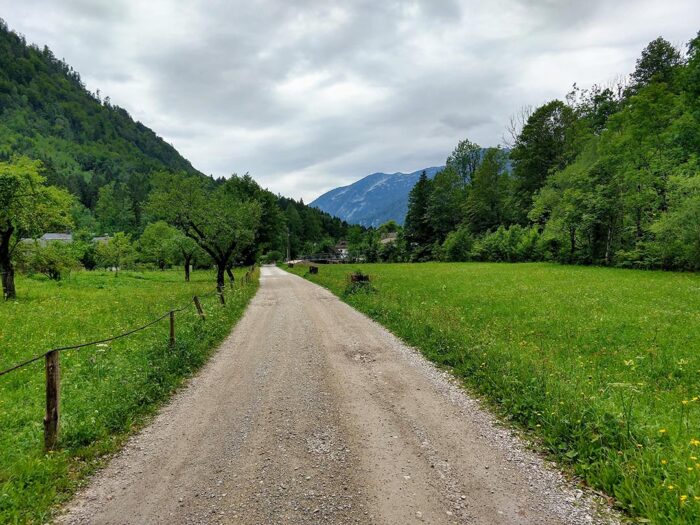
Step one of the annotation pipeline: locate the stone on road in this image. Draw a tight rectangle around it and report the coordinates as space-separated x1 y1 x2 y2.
58 266 614 525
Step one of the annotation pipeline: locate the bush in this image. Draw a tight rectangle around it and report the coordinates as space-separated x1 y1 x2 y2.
472 225 542 262
23 241 80 280
259 250 283 264
441 227 473 262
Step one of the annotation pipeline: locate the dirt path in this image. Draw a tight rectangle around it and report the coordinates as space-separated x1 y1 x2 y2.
58 266 615 525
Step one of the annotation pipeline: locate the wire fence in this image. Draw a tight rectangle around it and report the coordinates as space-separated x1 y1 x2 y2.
0 266 257 450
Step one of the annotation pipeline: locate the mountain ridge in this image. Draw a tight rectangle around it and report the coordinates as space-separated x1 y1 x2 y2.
310 166 444 227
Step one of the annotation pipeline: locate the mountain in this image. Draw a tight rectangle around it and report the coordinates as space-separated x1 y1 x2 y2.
0 19 199 220
310 167 444 227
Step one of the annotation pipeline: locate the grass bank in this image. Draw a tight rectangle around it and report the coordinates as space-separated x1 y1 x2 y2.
0 268 257 524
286 262 700 524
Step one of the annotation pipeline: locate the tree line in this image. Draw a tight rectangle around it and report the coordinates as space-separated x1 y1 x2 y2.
352 33 700 270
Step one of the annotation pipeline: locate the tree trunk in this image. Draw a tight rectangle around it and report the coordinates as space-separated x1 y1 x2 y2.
216 262 226 292
226 267 235 284
184 255 192 282
0 229 16 300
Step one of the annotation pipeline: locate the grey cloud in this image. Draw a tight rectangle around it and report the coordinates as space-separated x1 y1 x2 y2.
1 0 698 200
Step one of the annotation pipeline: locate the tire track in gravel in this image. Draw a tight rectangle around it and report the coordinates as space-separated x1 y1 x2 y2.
58 266 618 525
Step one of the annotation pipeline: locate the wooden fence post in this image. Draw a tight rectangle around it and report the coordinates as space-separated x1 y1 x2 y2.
44 350 60 451
169 311 175 347
193 296 205 319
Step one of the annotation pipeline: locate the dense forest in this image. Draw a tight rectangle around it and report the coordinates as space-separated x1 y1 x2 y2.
351 32 700 271
0 19 350 297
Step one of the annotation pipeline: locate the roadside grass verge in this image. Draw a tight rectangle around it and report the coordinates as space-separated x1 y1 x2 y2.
0 268 258 524
286 262 700 524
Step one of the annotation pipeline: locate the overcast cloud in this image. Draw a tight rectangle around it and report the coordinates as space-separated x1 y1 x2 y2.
1 0 697 200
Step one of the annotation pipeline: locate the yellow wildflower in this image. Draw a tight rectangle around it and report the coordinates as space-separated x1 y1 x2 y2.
681 495 688 503
659 428 667 434
661 459 668 465
690 438 700 447
682 400 689 405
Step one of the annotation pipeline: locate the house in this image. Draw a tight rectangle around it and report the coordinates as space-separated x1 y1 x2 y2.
379 232 398 245
335 240 349 259
21 233 73 246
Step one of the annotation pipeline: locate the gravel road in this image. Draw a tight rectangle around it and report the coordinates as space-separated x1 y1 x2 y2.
58 266 617 525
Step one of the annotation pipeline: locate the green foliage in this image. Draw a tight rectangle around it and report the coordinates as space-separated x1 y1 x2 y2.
95 232 135 273
0 156 73 298
440 227 473 262
464 147 512 234
138 220 177 270
0 268 257 523
0 20 198 229
404 170 434 260
446 138 482 184
23 241 80 280
289 262 700 524
147 173 261 287
399 32 700 272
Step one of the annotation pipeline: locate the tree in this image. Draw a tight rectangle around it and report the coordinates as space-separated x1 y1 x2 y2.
629 37 683 92
510 100 580 221
170 230 202 281
26 241 79 280
148 173 261 290
446 139 482 185
95 182 137 234
464 148 511 235
96 232 135 274
139 221 176 270
0 157 72 299
427 166 464 243
404 171 434 260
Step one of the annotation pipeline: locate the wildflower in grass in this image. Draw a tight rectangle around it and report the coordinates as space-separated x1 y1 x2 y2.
682 400 689 405
659 428 667 434
668 485 675 490
661 459 668 465
692 456 698 460
690 439 700 447
681 495 688 503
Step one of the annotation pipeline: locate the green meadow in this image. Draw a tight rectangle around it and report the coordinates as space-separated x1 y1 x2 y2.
287 262 700 524
0 269 257 524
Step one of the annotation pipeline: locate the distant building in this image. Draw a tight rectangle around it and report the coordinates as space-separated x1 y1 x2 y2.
21 233 73 246
22 233 111 245
335 240 349 259
379 232 398 245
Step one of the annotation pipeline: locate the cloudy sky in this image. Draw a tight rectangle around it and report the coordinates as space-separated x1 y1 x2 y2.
1 1 697 201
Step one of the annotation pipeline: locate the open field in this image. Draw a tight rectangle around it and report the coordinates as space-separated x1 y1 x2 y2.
287 262 700 524
0 268 257 524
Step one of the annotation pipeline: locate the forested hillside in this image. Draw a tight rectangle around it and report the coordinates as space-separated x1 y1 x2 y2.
0 20 350 299
370 33 700 271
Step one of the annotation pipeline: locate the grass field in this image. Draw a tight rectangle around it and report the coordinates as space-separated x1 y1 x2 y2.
287 262 700 524
0 268 257 524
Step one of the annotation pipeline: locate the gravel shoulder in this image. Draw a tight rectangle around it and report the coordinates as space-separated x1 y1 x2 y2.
57 266 619 525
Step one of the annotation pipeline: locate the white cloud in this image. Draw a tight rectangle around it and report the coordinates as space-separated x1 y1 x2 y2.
1 0 697 200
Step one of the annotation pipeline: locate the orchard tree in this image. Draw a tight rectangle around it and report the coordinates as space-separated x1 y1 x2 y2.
0 157 72 299
170 230 202 282
96 232 135 274
139 220 176 270
148 173 261 290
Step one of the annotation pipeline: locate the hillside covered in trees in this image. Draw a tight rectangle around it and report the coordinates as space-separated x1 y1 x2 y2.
361 32 700 271
0 19 351 298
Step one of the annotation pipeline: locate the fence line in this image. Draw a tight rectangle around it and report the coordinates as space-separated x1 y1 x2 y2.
0 271 257 450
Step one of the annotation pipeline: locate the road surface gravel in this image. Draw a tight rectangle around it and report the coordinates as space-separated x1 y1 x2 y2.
58 266 617 525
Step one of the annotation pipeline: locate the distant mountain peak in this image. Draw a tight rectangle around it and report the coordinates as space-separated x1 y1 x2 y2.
310 167 444 227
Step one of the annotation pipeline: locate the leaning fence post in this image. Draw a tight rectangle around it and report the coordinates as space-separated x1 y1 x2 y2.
44 350 60 451
193 296 205 319
169 311 175 347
